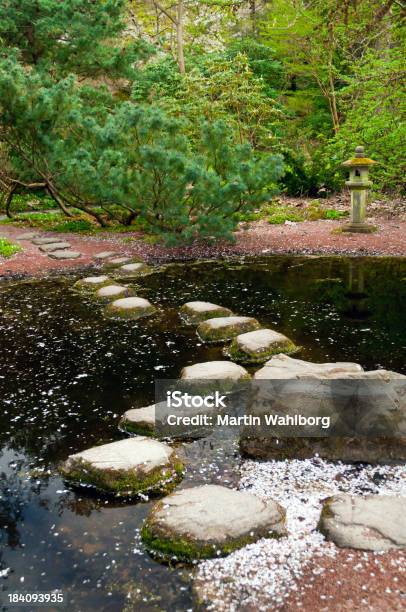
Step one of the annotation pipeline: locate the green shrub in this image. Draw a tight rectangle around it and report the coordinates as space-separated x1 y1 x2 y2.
0 238 21 257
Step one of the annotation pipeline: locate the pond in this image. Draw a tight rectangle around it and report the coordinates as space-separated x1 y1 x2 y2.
0 255 405 611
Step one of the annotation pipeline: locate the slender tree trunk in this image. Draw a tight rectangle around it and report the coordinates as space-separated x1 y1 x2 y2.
5 184 18 218
176 0 185 74
46 183 75 217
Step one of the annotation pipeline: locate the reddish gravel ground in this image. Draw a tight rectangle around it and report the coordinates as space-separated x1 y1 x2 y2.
282 548 406 611
1 218 405 277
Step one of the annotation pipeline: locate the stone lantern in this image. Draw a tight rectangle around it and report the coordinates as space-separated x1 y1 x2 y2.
342 145 377 233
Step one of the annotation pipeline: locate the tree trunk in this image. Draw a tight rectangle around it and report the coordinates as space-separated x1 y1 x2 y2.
5 184 18 218
176 0 185 74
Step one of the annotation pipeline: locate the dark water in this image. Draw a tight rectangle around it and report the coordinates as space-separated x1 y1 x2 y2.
0 256 405 611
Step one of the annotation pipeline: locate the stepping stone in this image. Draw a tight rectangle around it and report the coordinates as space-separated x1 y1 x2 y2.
253 353 364 380
120 400 216 440
16 232 39 240
59 437 183 497
197 316 261 343
142 484 287 562
32 237 61 245
95 284 132 302
181 360 249 381
104 256 133 268
39 241 71 252
48 250 81 259
240 355 406 463
105 296 156 320
179 301 233 325
73 275 111 292
116 262 151 276
318 494 406 551
226 329 298 364
120 404 157 437
94 251 118 260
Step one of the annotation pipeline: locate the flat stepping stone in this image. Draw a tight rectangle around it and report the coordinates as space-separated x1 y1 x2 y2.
197 316 261 343
48 250 81 259
16 232 39 240
120 401 215 440
95 284 132 301
104 256 134 268
227 328 298 364
73 275 112 292
318 494 406 551
120 404 157 436
116 262 151 276
39 241 71 252
181 360 249 381
254 353 364 380
179 301 233 325
94 251 118 260
105 296 156 320
142 484 287 562
32 237 61 245
59 437 183 497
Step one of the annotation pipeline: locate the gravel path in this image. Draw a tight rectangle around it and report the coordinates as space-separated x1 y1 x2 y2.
1 218 406 277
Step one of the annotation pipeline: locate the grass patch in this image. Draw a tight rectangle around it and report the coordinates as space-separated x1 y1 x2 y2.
0 238 21 258
0 192 57 214
237 199 348 225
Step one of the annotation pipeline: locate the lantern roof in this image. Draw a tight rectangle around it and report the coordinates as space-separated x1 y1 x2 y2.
342 146 377 167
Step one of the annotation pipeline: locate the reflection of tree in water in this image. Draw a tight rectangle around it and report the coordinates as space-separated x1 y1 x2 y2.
0 463 26 549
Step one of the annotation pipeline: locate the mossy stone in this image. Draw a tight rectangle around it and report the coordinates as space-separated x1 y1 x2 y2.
179 301 233 325
197 316 261 343
59 437 184 498
141 484 287 563
72 275 112 293
226 329 299 364
104 297 156 320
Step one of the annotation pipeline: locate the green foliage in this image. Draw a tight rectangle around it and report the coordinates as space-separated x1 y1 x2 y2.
0 238 21 258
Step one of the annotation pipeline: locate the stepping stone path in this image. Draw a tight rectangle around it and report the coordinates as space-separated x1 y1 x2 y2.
318 494 406 551
94 251 118 260
31 235 82 259
141 484 287 562
197 316 261 343
227 328 298 364
39 242 71 252
179 301 233 325
105 296 156 320
95 284 132 301
181 360 249 381
60 437 183 497
73 275 112 292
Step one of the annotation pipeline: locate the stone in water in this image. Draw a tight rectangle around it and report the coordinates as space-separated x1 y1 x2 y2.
227 328 298 364
181 360 249 381
142 484 287 562
179 301 233 325
95 284 130 301
73 275 111 291
59 437 183 497
197 316 260 343
105 296 156 320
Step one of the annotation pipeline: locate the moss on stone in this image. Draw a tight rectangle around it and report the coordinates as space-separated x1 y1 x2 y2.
72 277 113 293
119 418 156 438
104 302 156 321
59 454 184 498
226 339 299 364
197 319 261 343
141 505 284 563
179 304 233 325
